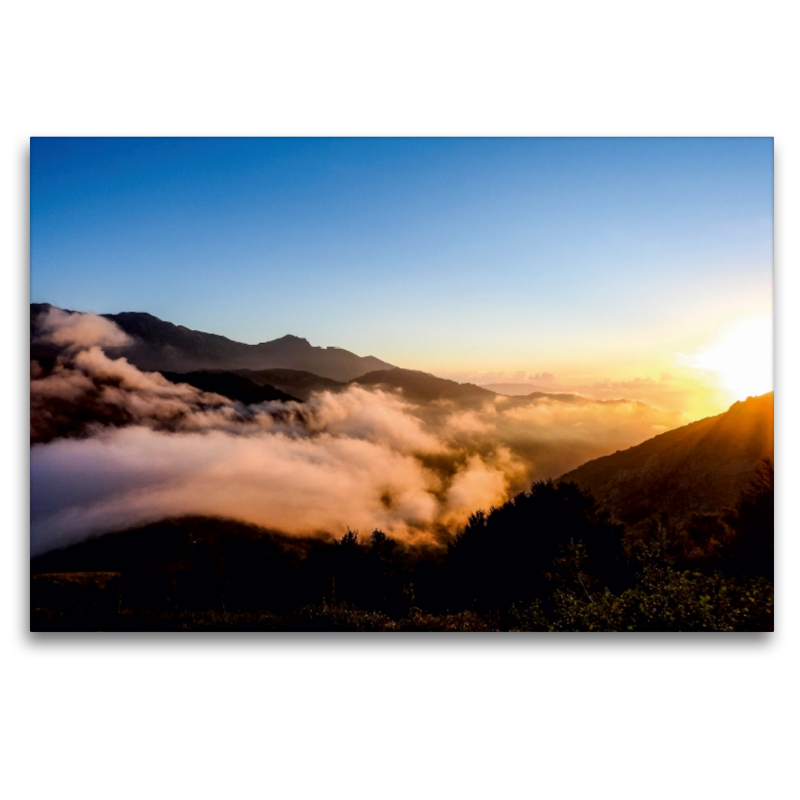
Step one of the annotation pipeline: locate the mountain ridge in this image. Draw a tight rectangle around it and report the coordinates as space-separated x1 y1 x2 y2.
160 371 301 405
30 303 395 382
560 392 774 524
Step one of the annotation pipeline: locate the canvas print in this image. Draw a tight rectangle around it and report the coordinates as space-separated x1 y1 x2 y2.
30 138 774 632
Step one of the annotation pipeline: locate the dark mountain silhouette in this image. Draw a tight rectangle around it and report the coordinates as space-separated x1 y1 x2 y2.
351 369 594 410
31 304 595 407
560 392 774 524
232 368 347 401
30 303 395 382
233 366 499 405
30 517 326 617
351 368 498 405
516 391 593 404
232 366 591 408
206 366 594 410
160 371 301 405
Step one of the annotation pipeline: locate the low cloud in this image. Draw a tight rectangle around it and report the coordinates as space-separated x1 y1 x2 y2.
460 371 696 415
35 307 133 350
30 313 684 555
30 345 237 444
31 426 452 555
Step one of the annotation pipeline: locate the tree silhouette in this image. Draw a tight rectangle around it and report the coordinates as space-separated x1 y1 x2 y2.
725 459 774 579
445 480 628 614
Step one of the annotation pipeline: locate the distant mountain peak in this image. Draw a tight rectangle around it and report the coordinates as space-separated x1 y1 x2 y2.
30 303 395 382
267 334 311 346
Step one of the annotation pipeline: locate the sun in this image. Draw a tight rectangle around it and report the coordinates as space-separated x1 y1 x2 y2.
689 317 773 401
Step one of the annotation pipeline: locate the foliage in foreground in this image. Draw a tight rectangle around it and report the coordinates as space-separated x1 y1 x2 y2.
31 464 773 632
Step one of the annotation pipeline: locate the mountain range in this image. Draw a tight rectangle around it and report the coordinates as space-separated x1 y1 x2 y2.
220 366 497 404
230 366 588 407
30 303 775 528
31 303 594 408
30 303 394 382
159 371 301 405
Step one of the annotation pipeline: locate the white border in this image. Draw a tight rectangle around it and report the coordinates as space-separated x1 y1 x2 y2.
4 3 797 799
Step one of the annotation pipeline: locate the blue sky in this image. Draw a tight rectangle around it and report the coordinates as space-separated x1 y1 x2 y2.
31 137 773 392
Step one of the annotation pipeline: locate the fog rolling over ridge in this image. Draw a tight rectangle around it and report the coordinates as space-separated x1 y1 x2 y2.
31 305 685 555
31 302 394 381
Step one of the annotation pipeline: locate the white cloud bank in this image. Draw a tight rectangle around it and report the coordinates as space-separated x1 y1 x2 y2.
31 311 684 554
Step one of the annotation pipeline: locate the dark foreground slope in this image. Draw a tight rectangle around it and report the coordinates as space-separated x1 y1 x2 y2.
31 467 773 632
560 392 774 524
31 303 395 381
31 394 775 632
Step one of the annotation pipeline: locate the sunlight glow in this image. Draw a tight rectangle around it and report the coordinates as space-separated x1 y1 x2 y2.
689 317 773 401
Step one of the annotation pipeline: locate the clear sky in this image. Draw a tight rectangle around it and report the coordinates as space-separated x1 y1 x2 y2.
31 137 773 417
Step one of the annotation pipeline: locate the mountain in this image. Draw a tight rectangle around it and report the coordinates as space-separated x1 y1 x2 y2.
160 371 301 405
560 392 774 524
351 368 498 405
351 369 594 408
232 368 347 401
30 304 395 382
31 304 593 407
230 366 592 408
237 366 504 406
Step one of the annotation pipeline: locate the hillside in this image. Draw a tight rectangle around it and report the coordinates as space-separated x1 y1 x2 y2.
560 392 774 524
160 371 301 404
235 366 504 406
31 304 596 408
232 368 346 401
351 368 498 405
214 366 590 409
31 303 395 381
